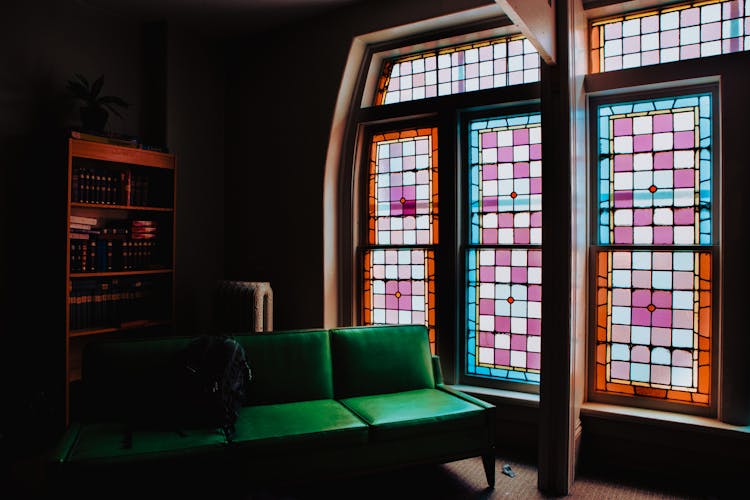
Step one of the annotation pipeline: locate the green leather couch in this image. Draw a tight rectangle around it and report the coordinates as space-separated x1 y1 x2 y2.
50 324 496 494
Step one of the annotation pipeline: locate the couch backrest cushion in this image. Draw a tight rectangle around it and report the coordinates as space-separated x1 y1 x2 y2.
330 324 435 399
82 336 194 423
235 329 334 405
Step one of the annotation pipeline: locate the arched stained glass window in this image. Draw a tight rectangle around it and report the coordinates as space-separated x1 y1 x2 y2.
592 90 714 407
590 0 750 73
354 22 542 389
375 35 540 106
466 112 542 383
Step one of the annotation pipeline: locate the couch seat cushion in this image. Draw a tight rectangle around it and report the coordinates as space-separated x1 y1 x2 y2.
231 399 368 452
340 388 487 441
65 423 227 465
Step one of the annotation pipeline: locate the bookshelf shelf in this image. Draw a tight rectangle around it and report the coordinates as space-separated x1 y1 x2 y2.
69 319 173 339
65 137 176 424
71 202 174 212
70 268 173 278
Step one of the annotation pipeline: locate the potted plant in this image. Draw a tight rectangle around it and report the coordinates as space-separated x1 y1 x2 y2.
66 73 129 133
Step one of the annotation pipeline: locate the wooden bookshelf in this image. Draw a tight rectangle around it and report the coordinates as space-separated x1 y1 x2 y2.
65 137 176 424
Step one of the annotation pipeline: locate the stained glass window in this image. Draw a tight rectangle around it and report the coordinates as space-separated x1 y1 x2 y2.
469 113 542 245
368 128 439 245
593 91 714 406
597 93 712 245
590 0 750 73
364 127 438 351
375 35 540 106
466 112 542 383
363 248 436 346
594 250 711 404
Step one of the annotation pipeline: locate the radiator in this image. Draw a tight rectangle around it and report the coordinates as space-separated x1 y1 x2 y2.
214 280 273 333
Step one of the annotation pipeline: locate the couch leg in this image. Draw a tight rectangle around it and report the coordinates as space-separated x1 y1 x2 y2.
482 451 495 488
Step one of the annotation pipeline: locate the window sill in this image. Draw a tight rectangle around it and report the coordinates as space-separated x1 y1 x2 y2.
449 384 540 408
581 402 750 438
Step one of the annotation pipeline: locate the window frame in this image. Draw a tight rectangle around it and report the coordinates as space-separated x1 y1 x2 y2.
586 75 721 417
458 103 543 393
351 21 542 390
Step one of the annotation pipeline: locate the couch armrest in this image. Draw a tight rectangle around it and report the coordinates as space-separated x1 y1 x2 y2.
50 422 81 463
437 384 496 410
431 355 444 385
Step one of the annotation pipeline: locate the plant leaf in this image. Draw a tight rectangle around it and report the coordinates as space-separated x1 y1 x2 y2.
90 75 104 99
98 95 129 108
74 73 90 89
66 81 92 101
104 104 124 118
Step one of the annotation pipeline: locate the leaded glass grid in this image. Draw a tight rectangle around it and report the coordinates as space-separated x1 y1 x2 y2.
363 126 439 353
597 93 711 246
590 0 750 73
594 250 711 405
469 113 542 245
592 89 714 408
466 111 542 384
467 248 541 382
368 128 438 246
375 35 540 106
363 248 437 349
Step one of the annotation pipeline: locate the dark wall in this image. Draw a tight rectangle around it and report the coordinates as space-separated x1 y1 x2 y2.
0 0 225 451
1 0 145 451
167 24 226 337
224 0 492 331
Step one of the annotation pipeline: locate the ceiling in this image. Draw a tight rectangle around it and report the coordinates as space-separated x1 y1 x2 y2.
75 0 370 37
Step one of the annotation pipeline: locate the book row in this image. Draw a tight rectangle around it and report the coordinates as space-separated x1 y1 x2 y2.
70 238 163 273
71 167 151 206
69 278 166 331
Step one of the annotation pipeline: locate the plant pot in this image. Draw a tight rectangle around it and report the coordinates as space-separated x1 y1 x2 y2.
80 106 108 132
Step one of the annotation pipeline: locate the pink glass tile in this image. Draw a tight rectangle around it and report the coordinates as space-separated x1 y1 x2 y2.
642 15 660 33
673 271 694 289
495 316 511 332
527 352 541 370
623 36 641 53
614 226 633 243
661 29 679 47
632 307 651 326
682 7 701 26
681 44 701 59
642 50 661 65
674 207 694 225
633 208 653 225
614 117 633 135
652 327 672 346
651 365 670 384
511 334 526 350
654 226 674 244
674 309 693 329
614 191 633 208
615 154 634 171
511 267 528 283
611 361 630 379
701 22 722 41
673 169 695 188
632 345 650 363
633 134 653 152
673 349 693 366
632 270 652 288
496 250 511 265
653 114 673 132
653 151 673 169
495 350 510 366
674 131 695 149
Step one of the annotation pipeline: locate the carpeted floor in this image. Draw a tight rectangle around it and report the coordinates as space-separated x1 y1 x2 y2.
240 455 714 500
8 452 727 499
